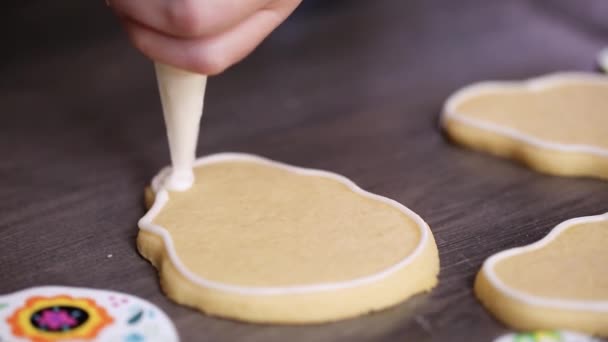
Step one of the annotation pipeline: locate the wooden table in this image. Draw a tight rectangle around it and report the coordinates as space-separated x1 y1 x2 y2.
2 1 607 341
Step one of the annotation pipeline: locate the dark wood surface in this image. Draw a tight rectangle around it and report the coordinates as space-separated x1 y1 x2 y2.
2 1 608 341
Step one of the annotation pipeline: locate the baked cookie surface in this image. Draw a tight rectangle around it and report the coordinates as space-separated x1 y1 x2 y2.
138 153 439 324
442 73 608 180
475 213 608 336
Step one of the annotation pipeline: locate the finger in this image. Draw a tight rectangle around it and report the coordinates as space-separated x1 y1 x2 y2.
111 0 272 38
123 0 301 75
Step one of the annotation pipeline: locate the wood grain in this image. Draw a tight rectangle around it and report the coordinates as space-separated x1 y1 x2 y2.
1 0 608 341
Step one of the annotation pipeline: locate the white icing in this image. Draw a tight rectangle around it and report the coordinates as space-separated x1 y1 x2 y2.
139 153 431 296
441 72 608 158
598 48 608 73
482 212 608 312
155 63 207 191
0 286 179 342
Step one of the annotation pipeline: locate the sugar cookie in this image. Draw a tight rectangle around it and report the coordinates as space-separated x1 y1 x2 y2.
475 213 608 336
137 153 439 324
0 286 178 342
442 73 608 180
598 48 608 73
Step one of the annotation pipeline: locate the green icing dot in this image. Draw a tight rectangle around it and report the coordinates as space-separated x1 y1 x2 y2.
515 333 536 342
515 331 561 342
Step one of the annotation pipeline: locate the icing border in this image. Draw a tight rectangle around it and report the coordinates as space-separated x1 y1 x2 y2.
138 153 431 296
441 72 608 158
599 48 608 73
482 212 608 312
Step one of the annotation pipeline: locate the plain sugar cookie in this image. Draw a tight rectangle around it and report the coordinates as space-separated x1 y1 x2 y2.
475 213 608 336
441 72 608 180
137 153 439 324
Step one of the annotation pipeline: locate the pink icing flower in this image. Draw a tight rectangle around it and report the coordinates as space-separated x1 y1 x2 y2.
35 309 78 329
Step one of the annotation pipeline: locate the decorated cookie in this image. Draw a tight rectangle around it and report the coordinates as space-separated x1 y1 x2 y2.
475 213 608 336
494 330 601 342
441 73 608 180
0 286 178 342
137 153 439 324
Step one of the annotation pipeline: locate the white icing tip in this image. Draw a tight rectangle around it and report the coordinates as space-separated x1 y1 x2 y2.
598 48 608 73
164 169 195 191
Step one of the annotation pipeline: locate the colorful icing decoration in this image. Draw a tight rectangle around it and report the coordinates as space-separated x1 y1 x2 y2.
441 72 608 180
124 333 145 342
7 295 112 341
476 213 608 336
494 330 602 342
0 286 178 342
127 308 144 325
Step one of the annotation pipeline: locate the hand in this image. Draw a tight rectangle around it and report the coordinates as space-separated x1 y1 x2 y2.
110 0 301 74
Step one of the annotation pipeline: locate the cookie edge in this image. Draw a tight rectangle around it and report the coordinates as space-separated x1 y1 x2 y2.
441 72 608 179
475 213 608 335
135 153 440 323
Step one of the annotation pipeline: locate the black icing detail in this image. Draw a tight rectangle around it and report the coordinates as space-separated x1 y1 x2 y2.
30 306 89 332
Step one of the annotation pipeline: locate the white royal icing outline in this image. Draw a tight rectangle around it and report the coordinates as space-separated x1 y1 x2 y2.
138 153 431 296
441 72 608 158
482 212 608 313
598 48 608 73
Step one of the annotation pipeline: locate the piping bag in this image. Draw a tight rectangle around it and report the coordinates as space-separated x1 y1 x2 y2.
154 63 207 191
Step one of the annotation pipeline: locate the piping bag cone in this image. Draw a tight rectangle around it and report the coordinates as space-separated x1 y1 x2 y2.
155 62 207 191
